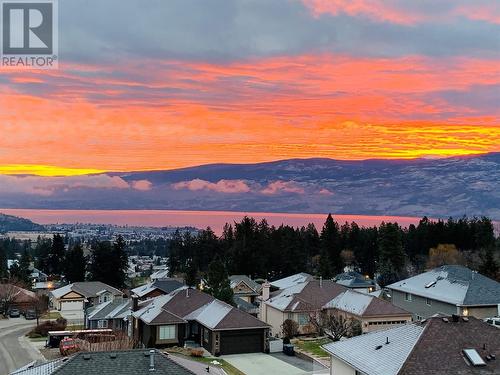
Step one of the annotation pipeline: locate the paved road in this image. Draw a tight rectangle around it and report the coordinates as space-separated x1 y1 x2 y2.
0 318 42 375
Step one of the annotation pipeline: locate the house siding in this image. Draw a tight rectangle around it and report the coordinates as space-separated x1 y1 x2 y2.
330 357 357 375
389 289 457 319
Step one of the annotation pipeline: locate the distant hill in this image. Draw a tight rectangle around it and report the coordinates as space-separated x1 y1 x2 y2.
0 153 498 219
0 213 46 232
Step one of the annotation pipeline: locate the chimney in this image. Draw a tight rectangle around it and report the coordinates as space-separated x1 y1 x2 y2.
149 349 155 372
262 281 270 301
186 288 190 298
132 296 139 312
320 276 323 288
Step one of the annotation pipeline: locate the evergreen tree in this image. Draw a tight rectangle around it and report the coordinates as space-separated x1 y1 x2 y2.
184 259 198 288
205 258 234 305
377 222 406 284
319 214 342 278
479 247 499 281
0 242 8 279
88 236 128 289
48 234 65 276
64 243 86 283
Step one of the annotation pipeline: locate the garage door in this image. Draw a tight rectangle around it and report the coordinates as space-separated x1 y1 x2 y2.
61 300 83 311
220 330 264 355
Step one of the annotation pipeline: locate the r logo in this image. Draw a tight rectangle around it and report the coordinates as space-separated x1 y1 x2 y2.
2 1 53 54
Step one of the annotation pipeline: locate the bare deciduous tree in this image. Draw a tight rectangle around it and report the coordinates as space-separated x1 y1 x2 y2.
309 311 361 341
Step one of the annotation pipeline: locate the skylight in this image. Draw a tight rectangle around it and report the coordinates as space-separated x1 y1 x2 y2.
463 349 486 366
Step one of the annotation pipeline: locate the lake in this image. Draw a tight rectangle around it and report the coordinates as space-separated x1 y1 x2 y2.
0 209 424 234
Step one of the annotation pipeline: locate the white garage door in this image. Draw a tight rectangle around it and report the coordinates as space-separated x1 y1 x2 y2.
60 300 83 312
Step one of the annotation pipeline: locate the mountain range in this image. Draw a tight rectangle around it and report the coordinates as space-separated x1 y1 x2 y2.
0 153 498 219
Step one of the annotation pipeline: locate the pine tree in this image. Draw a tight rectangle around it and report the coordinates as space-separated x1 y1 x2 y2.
205 258 234 305
64 243 86 283
377 222 406 284
479 247 499 281
319 214 342 278
48 234 65 276
88 237 128 289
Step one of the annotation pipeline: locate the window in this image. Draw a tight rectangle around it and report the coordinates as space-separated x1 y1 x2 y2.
426 298 432 306
159 325 176 340
97 320 108 328
405 293 412 301
203 328 209 343
298 314 309 325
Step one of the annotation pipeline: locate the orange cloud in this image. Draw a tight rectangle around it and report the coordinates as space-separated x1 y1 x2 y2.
0 55 498 174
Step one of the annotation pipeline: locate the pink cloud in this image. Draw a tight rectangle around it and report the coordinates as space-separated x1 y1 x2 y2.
0 175 130 196
172 179 250 194
319 188 334 196
131 180 153 191
261 181 305 195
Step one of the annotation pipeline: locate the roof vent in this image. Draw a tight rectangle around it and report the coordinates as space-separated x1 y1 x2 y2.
490 354 496 360
109 354 117 359
442 317 449 323
462 317 469 322
375 345 383 350
452 314 459 322
463 349 486 366
83 354 91 361
149 349 156 372
385 337 390 345
425 281 436 288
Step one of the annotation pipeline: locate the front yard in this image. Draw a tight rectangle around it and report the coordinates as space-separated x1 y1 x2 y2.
293 337 332 358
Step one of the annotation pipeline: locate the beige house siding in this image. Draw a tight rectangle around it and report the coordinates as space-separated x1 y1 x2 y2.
327 309 411 334
461 305 499 319
261 304 316 337
330 357 357 375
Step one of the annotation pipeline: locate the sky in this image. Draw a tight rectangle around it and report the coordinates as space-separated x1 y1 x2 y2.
0 0 499 176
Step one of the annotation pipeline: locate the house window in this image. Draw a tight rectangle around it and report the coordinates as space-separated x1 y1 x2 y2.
203 328 209 343
159 325 176 340
298 314 309 325
426 298 432 306
97 320 108 328
405 293 412 302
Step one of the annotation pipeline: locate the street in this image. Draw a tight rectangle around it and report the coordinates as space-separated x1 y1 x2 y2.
0 318 43 375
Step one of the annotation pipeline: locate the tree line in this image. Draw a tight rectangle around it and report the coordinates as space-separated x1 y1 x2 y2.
0 235 129 289
168 215 500 285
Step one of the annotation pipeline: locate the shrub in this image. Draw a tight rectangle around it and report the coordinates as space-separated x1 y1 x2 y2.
283 337 291 345
190 349 204 357
29 318 67 337
281 319 299 339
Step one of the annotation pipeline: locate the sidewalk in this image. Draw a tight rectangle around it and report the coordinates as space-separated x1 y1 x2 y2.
168 354 226 375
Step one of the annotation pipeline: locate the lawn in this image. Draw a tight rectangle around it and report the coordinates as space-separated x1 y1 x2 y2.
293 338 332 358
167 350 245 375
41 311 62 320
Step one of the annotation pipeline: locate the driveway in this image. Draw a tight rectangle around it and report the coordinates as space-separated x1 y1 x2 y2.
0 318 44 375
223 353 329 375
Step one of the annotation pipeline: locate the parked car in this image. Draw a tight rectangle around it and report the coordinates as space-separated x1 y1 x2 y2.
59 338 78 356
484 317 500 328
9 308 21 318
25 309 37 320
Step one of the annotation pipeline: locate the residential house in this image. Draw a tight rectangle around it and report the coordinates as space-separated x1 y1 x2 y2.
9 349 196 375
269 272 313 290
334 271 377 294
260 279 346 337
33 280 62 296
229 275 262 315
131 279 184 301
29 267 48 284
323 289 412 333
150 269 169 281
132 287 270 355
386 265 500 320
86 298 132 332
322 315 500 375
0 284 36 313
50 282 123 322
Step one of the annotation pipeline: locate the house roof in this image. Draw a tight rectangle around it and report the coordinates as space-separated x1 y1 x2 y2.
229 275 262 295
0 284 36 303
335 271 376 288
51 282 122 299
50 350 195 375
399 317 500 375
131 279 184 298
323 323 425 375
386 265 500 306
265 280 347 312
323 317 500 375
87 298 131 321
9 358 68 375
324 289 410 317
133 288 269 331
150 269 169 280
269 272 313 289
233 296 259 313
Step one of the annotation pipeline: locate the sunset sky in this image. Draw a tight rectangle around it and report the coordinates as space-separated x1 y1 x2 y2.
1 0 499 176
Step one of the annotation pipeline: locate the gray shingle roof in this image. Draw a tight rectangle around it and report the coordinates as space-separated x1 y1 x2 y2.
387 265 500 306
52 350 195 375
87 298 131 321
229 275 262 294
51 282 122 299
335 271 376 288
